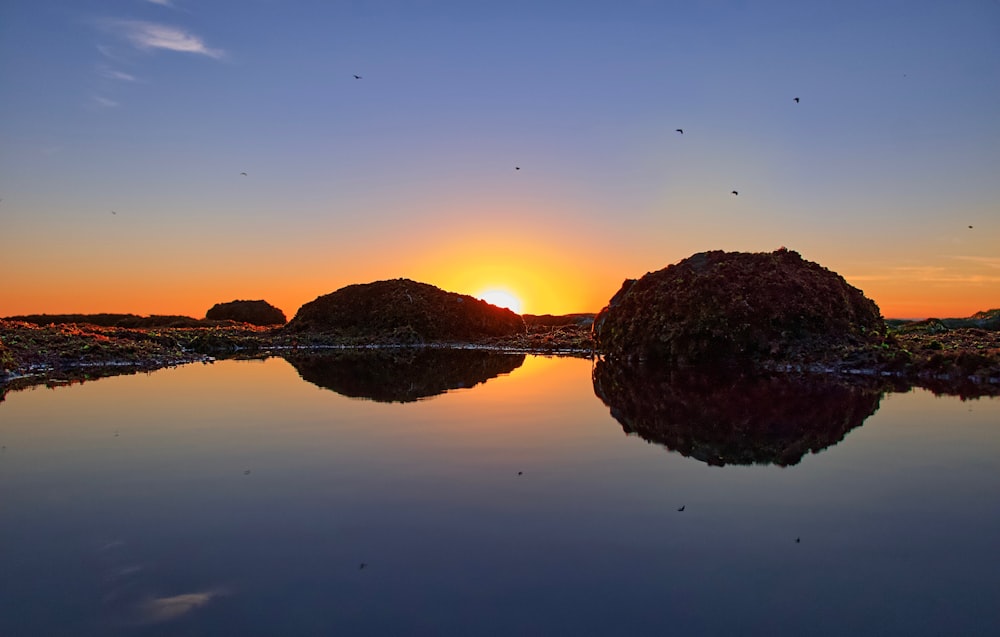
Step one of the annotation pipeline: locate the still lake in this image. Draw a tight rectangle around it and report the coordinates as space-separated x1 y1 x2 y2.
1 352 998 636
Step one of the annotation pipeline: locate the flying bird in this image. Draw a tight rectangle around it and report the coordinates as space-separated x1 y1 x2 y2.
515 166 520 170
968 225 973 229
731 190 739 196
793 97 800 103
359 562 367 569
676 128 683 134
240 172 247 176
517 471 523 476
677 505 685 512
353 74 362 79
795 537 801 543
111 210 117 215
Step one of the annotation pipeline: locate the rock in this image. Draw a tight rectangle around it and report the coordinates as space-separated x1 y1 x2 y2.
285 278 526 340
205 300 286 326
593 249 885 364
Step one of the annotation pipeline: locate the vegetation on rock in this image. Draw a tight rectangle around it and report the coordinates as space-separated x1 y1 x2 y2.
593 249 886 364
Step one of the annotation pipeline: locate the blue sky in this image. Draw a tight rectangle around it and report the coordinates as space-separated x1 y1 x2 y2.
1 0 998 318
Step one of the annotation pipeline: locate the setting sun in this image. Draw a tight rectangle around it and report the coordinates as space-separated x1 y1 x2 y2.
477 289 524 314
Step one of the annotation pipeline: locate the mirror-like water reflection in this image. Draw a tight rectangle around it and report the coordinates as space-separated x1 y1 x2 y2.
1 354 998 636
593 358 886 466
285 349 525 402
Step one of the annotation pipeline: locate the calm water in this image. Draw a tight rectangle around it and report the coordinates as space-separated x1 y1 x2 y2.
1 353 998 636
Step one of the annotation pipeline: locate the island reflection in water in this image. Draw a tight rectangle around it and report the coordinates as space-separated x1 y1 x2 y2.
593 358 889 467
283 348 525 402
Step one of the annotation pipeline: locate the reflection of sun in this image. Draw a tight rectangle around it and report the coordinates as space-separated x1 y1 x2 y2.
477 289 524 314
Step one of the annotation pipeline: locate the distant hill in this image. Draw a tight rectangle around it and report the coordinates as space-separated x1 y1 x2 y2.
887 309 1000 333
522 313 595 328
5 314 221 328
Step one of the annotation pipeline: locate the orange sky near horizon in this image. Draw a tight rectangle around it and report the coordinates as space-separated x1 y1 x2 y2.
2 240 996 321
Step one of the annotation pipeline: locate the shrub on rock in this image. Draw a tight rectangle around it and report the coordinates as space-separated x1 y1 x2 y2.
593 249 885 364
285 278 526 340
205 300 286 326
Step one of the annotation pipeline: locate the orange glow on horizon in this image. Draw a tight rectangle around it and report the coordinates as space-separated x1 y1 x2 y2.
476 289 524 314
1 230 996 321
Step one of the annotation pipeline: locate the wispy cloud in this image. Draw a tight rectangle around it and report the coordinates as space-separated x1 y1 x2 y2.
952 256 1000 270
93 95 120 108
104 20 225 59
845 259 1000 285
99 66 138 82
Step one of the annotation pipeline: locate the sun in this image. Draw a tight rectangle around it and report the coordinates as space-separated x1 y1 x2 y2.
477 288 524 314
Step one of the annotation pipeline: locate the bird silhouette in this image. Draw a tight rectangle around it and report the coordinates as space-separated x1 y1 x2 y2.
240 172 247 176
968 225 973 229
515 166 520 170
517 471 523 476
111 210 117 215
243 469 251 475
731 190 739 196
353 74 362 79
793 97 800 103
676 128 683 134
677 505 685 512
795 537 801 543
359 562 367 569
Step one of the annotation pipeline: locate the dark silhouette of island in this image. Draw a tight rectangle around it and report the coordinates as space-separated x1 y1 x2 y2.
592 358 891 467
285 279 525 340
594 249 885 366
205 300 286 326
284 349 525 403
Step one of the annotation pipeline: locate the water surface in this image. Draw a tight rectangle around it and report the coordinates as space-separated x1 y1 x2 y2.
1 355 998 636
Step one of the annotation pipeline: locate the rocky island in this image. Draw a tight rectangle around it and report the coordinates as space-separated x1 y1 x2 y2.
2 252 999 400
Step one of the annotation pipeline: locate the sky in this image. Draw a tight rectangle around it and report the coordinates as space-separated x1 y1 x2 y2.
1 0 998 320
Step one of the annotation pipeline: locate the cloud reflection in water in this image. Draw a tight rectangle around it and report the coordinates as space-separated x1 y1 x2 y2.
140 589 227 623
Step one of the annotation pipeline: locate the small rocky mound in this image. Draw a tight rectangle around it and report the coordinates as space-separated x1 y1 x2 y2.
594 249 885 364
285 278 526 340
206 300 286 326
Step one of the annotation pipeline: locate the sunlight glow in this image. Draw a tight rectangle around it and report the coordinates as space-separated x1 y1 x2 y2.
477 289 523 314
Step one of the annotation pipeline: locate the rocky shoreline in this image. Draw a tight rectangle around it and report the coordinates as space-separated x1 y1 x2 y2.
0 319 595 399
1 317 998 401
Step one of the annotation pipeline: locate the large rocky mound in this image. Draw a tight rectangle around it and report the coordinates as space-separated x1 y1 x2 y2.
594 249 885 364
205 300 286 326
285 278 526 340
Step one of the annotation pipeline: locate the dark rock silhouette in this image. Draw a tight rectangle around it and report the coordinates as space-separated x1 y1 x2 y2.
285 278 526 341
593 249 885 365
593 358 887 467
206 300 287 326
284 348 525 402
